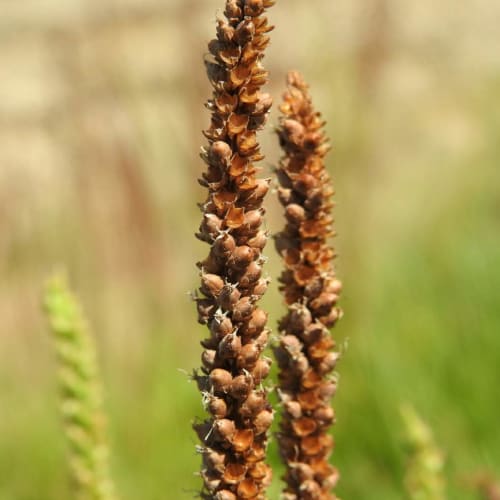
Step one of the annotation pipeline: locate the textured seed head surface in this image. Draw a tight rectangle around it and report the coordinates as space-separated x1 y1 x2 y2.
274 71 342 500
195 1 276 498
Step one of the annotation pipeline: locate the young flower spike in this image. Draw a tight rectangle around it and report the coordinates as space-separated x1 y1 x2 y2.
194 1 275 498
274 71 342 500
43 274 117 500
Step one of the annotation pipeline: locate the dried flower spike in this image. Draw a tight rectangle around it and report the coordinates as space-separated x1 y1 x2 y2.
194 1 275 498
274 71 342 500
43 274 117 500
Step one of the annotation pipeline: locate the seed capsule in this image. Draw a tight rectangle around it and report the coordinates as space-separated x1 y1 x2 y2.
225 206 245 229
204 449 226 474
237 478 259 499
244 0 264 17
229 374 253 400
251 277 269 298
290 462 314 482
218 284 241 311
301 368 322 389
198 213 222 241
200 273 224 298
319 307 341 327
291 417 317 437
215 491 236 500
301 322 325 345
223 462 247 484
234 19 255 45
293 353 310 373
216 17 234 42
210 316 234 339
209 368 233 393
238 261 262 288
300 479 321 496
232 297 254 322
200 470 221 492
242 179 270 209
247 230 267 250
213 233 236 257
244 209 263 230
248 461 270 480
254 329 269 350
253 409 273 435
281 335 302 357
218 333 242 359
208 140 232 166
284 400 302 419
240 391 266 418
319 380 337 399
214 419 236 443
193 421 212 443
232 428 254 453
228 113 250 136
285 203 306 224
196 298 216 325
325 278 343 295
313 405 335 425
251 357 271 384
198 254 222 274
294 173 318 195
297 389 320 411
309 292 339 315
245 441 266 463
201 349 216 370
242 307 267 337
208 397 228 419
301 435 323 456
237 342 260 368
288 306 312 333
317 351 340 374
224 0 241 19
231 245 254 268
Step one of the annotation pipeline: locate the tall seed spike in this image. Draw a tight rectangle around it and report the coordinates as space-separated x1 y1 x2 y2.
274 71 343 499
194 1 275 498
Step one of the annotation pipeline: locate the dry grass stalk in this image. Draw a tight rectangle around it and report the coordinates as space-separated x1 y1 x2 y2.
193 1 276 498
273 71 342 500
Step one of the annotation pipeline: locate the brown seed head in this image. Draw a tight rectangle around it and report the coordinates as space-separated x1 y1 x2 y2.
274 71 342 498
195 1 275 497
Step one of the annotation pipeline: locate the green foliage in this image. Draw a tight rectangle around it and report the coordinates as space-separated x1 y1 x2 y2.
43 274 117 500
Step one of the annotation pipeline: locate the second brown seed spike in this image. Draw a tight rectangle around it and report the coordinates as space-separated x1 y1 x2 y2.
274 71 343 500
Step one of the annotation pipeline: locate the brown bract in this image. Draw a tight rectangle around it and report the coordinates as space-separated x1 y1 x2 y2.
194 1 275 499
274 71 342 500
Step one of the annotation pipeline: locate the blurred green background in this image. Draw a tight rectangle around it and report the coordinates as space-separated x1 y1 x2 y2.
1 0 499 498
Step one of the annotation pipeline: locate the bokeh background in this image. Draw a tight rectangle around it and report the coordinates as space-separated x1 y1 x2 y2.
1 0 500 498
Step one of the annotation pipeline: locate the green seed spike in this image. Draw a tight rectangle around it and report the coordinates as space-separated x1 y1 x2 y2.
401 404 446 500
43 273 118 500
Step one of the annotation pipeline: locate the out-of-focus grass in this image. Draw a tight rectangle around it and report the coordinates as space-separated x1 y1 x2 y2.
1 1 500 499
